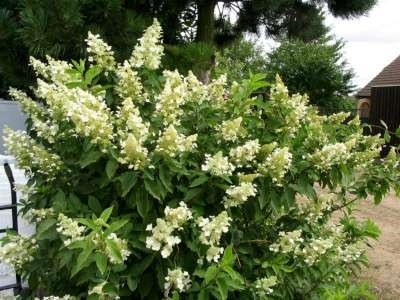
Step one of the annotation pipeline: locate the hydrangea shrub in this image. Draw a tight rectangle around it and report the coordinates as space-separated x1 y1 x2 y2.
1 20 400 299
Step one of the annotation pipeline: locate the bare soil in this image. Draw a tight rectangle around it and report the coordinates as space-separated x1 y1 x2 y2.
354 193 400 299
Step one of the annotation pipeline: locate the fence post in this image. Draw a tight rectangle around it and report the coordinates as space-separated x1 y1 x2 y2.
1 163 22 294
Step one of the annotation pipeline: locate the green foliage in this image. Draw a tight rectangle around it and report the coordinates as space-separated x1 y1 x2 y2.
1 25 399 300
213 38 268 83
267 38 355 109
0 0 377 95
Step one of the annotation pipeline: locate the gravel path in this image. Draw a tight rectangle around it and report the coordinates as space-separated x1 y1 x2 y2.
355 193 400 299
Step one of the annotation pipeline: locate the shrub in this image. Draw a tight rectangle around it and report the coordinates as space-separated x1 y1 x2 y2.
1 20 400 299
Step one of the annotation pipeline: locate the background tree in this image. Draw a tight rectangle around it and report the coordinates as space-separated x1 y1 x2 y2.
0 0 376 96
266 38 355 110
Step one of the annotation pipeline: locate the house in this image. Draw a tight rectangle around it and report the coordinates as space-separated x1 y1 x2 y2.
356 55 400 146
0 99 26 154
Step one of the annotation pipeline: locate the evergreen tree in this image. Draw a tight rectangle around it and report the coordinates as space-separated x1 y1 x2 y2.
0 0 376 95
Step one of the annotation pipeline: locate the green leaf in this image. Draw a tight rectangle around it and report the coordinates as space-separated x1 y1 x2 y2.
100 206 114 222
221 245 234 267
137 192 150 219
198 289 210 300
88 196 103 215
105 238 123 264
95 252 108 275
130 255 154 277
116 172 138 197
36 218 57 240
71 241 95 277
127 276 138 291
80 149 103 168
106 159 119 179
52 190 67 211
190 175 209 187
105 219 129 235
159 165 173 193
216 278 229 300
144 178 161 200
85 65 102 85
205 265 219 284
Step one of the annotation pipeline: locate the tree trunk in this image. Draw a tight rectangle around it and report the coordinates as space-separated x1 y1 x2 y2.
196 0 216 83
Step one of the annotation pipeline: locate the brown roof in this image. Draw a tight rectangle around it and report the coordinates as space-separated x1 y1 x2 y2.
357 55 400 98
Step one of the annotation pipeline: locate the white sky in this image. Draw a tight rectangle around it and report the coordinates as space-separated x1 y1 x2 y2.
325 0 400 90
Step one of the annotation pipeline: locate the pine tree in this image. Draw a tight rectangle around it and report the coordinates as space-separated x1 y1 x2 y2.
0 0 377 95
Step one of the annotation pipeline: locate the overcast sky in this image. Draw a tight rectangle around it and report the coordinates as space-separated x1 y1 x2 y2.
325 0 400 90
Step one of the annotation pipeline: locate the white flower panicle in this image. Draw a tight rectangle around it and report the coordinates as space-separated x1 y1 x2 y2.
297 237 334 265
208 74 227 104
64 88 114 148
229 139 260 167
155 125 197 157
224 181 257 208
30 56 73 84
130 19 163 70
164 267 191 296
146 202 192 258
337 243 363 263
308 141 354 171
186 71 208 103
3 129 63 181
86 31 116 71
9 88 45 117
297 193 335 223
218 117 244 142
35 296 74 300
254 276 278 296
88 281 107 297
8 88 58 143
27 208 55 222
269 230 303 253
119 133 148 170
202 151 235 177
259 147 292 185
56 214 86 246
116 98 150 169
104 233 131 264
0 234 37 271
35 81 114 148
156 70 187 125
115 61 143 100
269 75 309 136
197 211 231 262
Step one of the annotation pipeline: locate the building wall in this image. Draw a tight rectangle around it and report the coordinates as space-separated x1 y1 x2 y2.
0 100 26 154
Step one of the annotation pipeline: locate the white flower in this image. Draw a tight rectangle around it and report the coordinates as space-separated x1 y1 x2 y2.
164 268 191 296
218 117 243 142
56 214 86 246
155 70 187 125
254 276 277 296
298 237 334 265
229 139 260 166
3 128 63 181
115 61 143 100
130 19 163 70
104 233 131 264
269 230 303 254
86 31 116 71
146 202 192 258
307 142 353 171
259 147 292 185
202 151 235 177
223 182 257 208
197 211 231 262
0 234 37 271
155 125 197 157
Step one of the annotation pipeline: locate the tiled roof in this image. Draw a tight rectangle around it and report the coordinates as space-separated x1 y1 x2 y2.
357 55 400 98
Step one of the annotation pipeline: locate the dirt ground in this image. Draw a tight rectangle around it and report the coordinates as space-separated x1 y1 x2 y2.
354 192 400 299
